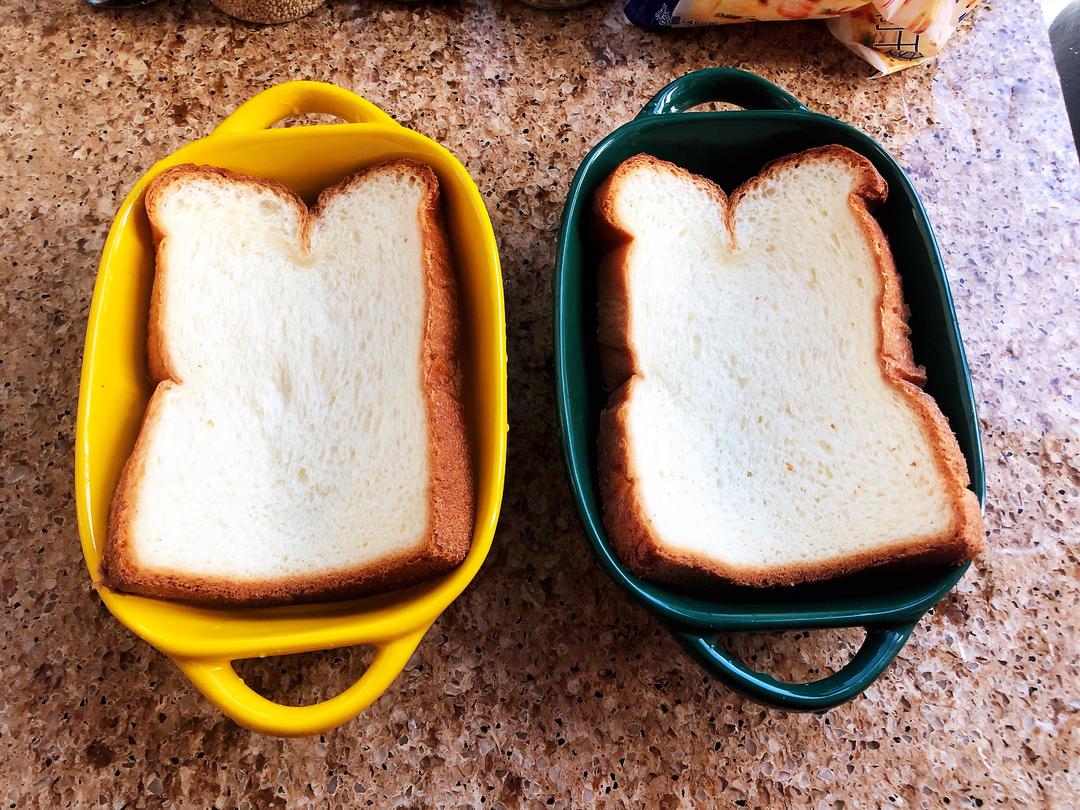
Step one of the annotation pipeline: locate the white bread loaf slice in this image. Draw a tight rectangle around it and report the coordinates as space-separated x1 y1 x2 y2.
594 148 983 589
104 161 473 605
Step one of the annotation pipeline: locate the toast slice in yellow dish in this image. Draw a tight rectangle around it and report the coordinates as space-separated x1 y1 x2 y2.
104 161 473 605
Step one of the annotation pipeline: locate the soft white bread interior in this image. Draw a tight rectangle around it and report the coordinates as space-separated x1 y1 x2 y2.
595 148 983 589
104 161 473 605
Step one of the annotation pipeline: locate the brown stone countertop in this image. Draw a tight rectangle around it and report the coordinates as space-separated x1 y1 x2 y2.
2 0 1078 806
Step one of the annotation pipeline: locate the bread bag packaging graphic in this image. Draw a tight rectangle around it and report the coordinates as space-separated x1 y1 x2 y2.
623 0 978 76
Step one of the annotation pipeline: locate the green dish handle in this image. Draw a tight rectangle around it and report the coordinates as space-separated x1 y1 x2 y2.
637 67 808 118
670 620 918 711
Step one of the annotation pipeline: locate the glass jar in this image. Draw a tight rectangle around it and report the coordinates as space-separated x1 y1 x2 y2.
210 0 323 23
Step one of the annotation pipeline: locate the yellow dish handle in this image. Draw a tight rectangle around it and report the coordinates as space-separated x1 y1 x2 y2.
175 626 429 736
212 81 397 135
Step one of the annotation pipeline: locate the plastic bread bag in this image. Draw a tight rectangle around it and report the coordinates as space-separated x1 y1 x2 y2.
624 0 978 75
826 0 978 75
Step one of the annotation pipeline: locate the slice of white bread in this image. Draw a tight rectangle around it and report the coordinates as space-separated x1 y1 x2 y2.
594 148 983 589
103 161 473 605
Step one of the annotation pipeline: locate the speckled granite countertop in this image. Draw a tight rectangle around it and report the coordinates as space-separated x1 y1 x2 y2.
2 0 1078 806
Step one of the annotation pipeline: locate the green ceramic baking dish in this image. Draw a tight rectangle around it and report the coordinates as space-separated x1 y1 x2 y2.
553 68 985 712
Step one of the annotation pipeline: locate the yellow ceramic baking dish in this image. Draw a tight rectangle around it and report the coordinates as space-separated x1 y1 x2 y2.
75 82 507 736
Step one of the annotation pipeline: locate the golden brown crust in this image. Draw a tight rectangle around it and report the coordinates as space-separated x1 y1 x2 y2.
594 148 984 590
102 161 474 606
412 166 475 576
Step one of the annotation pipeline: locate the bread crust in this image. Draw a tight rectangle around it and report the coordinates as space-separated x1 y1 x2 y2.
594 148 984 590
103 161 474 606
